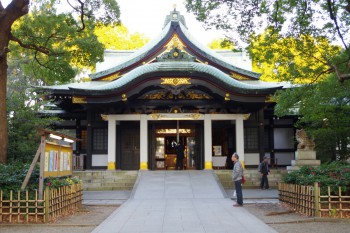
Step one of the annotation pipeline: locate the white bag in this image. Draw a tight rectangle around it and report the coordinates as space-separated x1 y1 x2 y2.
233 191 236 197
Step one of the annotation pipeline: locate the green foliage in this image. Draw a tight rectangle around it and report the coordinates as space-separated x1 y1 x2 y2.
275 75 350 161
6 56 59 163
0 162 40 199
45 176 82 189
283 162 350 194
94 24 149 50
185 0 350 82
0 161 82 199
248 29 341 83
207 38 236 50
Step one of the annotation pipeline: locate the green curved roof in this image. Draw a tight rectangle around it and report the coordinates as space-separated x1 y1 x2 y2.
67 62 281 95
89 9 261 80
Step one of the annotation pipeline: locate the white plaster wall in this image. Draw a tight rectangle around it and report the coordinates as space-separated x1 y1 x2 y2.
245 153 259 166
92 154 108 166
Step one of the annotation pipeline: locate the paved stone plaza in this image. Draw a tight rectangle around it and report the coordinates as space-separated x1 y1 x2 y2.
92 171 277 233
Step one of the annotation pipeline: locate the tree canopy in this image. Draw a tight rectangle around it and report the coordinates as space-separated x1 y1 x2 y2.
248 29 341 83
0 0 120 163
185 0 350 83
95 24 149 50
186 0 350 160
207 38 235 50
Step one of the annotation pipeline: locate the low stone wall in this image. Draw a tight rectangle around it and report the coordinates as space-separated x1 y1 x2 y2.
215 169 287 189
73 171 138 191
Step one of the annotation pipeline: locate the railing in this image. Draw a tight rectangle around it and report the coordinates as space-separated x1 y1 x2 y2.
279 182 350 218
0 183 83 223
278 183 318 216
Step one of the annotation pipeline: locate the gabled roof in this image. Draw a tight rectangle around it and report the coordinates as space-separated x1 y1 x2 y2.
89 8 261 81
43 62 281 96
39 8 286 105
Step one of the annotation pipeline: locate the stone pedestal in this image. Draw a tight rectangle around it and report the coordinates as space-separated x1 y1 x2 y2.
287 150 320 172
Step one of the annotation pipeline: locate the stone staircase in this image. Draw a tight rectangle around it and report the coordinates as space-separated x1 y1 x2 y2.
215 169 287 189
73 171 139 191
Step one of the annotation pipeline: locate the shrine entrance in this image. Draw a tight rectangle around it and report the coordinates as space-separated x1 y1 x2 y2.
148 121 204 170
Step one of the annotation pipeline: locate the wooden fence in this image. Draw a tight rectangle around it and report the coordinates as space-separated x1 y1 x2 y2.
279 182 350 218
0 183 83 223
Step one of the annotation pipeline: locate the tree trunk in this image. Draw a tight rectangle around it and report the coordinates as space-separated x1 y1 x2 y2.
0 38 8 164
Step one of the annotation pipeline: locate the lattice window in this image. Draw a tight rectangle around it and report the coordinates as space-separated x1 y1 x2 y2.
244 127 258 150
93 128 108 151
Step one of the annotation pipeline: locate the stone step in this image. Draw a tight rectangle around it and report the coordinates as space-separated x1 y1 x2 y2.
75 170 138 191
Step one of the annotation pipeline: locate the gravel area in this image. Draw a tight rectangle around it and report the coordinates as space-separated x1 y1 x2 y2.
244 203 350 233
0 205 118 233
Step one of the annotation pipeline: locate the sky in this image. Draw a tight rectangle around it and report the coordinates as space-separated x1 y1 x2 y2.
2 0 225 45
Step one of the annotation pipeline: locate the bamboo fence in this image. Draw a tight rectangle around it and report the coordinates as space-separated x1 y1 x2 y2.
279 182 350 218
278 182 318 216
319 186 350 218
0 183 83 223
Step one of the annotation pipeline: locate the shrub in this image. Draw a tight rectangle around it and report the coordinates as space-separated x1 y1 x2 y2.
0 161 82 199
283 161 350 194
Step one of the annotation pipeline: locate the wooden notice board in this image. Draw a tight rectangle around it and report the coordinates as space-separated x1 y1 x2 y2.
44 142 73 177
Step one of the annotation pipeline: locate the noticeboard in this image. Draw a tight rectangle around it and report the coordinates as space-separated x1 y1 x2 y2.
44 142 73 177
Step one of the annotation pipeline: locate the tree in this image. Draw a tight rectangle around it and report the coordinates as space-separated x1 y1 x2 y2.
275 76 350 161
6 55 58 162
207 38 235 50
95 24 149 50
0 0 120 163
185 0 350 83
248 29 341 83
186 0 350 160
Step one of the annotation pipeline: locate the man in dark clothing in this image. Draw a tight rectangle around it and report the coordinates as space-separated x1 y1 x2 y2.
175 142 185 170
259 156 270 189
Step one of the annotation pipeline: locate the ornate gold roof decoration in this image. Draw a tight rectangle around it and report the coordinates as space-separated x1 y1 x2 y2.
165 34 186 52
243 113 251 120
230 72 251 80
101 114 108 121
224 93 230 101
179 91 212 100
101 72 122 81
143 91 167 100
265 95 276 103
122 93 127 102
161 77 191 86
72 96 87 104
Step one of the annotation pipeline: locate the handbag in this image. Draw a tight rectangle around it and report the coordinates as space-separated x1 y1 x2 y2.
242 175 246 184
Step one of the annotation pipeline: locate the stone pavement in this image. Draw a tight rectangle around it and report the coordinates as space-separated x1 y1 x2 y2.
92 171 277 233
83 190 131 205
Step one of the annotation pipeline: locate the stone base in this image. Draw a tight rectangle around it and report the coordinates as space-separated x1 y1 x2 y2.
296 150 317 160
291 159 321 166
287 150 320 173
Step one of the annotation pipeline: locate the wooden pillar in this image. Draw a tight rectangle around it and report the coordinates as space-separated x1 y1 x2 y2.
204 115 212 169
107 117 116 170
140 115 148 170
86 111 93 169
75 119 81 157
235 115 245 166
258 109 265 163
269 118 275 166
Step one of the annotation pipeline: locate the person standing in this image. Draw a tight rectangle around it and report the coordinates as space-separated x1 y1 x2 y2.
175 142 185 170
232 153 243 207
259 156 270 189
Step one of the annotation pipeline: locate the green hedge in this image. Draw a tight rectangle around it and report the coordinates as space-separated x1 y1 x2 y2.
0 162 81 199
283 161 350 194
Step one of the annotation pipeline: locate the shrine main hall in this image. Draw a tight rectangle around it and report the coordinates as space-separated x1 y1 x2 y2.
41 8 295 171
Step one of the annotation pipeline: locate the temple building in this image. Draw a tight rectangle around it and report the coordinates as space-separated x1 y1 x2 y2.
40 8 296 170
